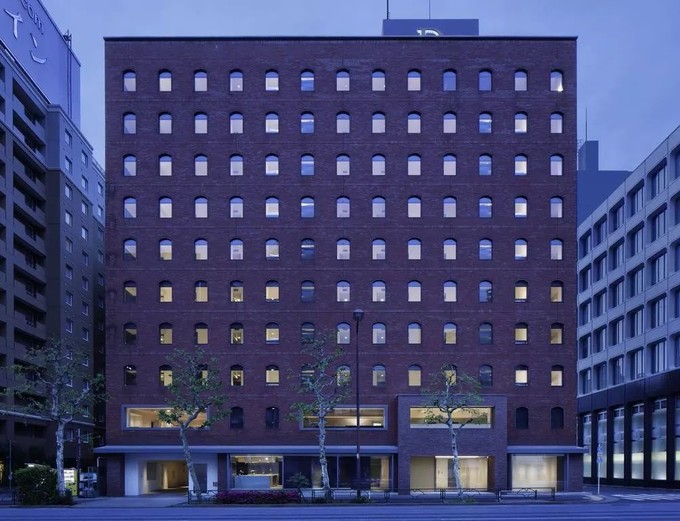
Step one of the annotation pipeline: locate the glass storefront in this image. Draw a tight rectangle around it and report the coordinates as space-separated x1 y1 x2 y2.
410 456 490 490
232 455 283 489
511 455 564 490
612 407 624 479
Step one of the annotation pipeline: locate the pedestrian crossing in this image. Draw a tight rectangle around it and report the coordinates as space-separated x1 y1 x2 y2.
614 493 680 501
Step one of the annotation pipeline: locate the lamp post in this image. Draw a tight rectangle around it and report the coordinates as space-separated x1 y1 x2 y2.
352 308 364 501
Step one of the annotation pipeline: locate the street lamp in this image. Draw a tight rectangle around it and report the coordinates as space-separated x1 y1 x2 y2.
352 308 364 501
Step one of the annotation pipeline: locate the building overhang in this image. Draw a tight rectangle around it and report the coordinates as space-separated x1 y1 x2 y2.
95 445 398 455
507 445 587 454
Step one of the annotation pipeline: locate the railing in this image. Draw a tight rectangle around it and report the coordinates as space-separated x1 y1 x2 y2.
497 487 555 501
0 489 17 505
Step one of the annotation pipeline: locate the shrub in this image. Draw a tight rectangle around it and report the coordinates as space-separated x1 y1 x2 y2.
214 490 301 504
14 465 72 505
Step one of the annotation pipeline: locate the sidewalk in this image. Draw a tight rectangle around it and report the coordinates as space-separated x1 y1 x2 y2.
73 492 187 508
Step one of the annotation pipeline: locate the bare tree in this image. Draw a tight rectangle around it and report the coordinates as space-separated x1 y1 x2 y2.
289 332 349 495
157 347 228 500
421 365 483 497
7 338 105 497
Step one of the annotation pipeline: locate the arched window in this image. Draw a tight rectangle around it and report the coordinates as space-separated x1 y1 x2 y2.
265 238 279 260
194 238 208 260
194 322 208 345
514 196 528 217
337 365 351 386
443 70 457 91
194 70 207 91
159 323 173 345
158 70 172 91
407 112 421 133
550 154 563 176
230 197 244 218
194 197 208 218
194 281 208 303
123 70 136 92
230 280 244 302
194 112 208 134
336 197 350 218
337 322 350 344
336 280 351 302
372 69 385 91
515 280 528 302
408 365 422 387
123 197 136 219
443 239 457 260
515 323 529 344
479 154 492 176
515 239 528 260
124 365 137 386
300 70 314 91
550 239 564 260
408 323 422 344
372 154 385 176
158 112 172 134
372 112 385 133
550 112 563 134
123 281 137 303
550 197 563 218
229 70 243 91
123 113 136 134
515 365 529 385
478 70 492 91
479 280 493 302
159 281 173 303
336 112 350 133
301 322 315 342
514 70 528 91
372 365 386 386
479 112 492 133
300 154 314 175
265 323 279 344
300 111 314 133
551 407 564 429
550 323 564 344
230 154 243 176
443 364 457 384
230 323 244 344
123 155 137 176
372 196 386 218
443 323 457 344
158 154 172 176
515 154 528 176
479 196 493 218
408 154 421 176
443 281 457 302
479 322 493 344
479 239 493 260
337 154 350 176
479 365 493 387
551 365 564 387
159 365 173 386
372 323 386 344
516 407 529 429
124 322 137 344
230 407 244 429
265 112 279 133
408 196 421 218
265 154 279 176
301 280 315 302
265 280 279 302
443 154 457 176
336 239 350 260
407 69 421 91
300 238 315 260
443 112 457 133
230 239 244 260
408 280 422 302
550 281 564 303
550 70 564 92
265 70 279 91
265 407 280 429
230 112 243 134
443 196 457 218
300 196 315 218
514 112 528 133
372 239 386 260
194 154 208 176
336 69 350 91
265 197 279 218
265 365 280 386
372 280 386 302
407 239 421 260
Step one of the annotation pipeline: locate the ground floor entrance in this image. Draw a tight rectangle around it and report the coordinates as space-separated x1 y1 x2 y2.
139 460 189 493
123 453 217 496
410 456 491 490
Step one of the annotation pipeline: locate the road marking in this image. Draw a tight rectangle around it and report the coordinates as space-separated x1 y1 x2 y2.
613 493 680 502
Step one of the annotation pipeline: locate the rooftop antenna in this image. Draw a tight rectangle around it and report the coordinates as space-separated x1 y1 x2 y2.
585 107 588 141
386 0 390 19
429 0 432 19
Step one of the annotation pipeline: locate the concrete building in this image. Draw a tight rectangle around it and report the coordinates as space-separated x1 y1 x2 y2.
101 28 580 496
0 0 105 485
577 125 680 487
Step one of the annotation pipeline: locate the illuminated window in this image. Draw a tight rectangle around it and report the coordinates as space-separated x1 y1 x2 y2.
337 322 350 344
515 365 528 386
231 365 244 386
372 281 386 302
514 196 528 218
515 280 528 302
550 239 563 260
550 323 564 344
336 280 351 302
372 323 386 344
266 365 280 386
230 323 244 344
265 280 279 302
265 154 279 176
265 70 279 91
194 281 208 303
159 324 173 345
194 238 208 260
159 239 172 260
550 70 564 92
408 323 422 344
443 239 457 260
265 112 279 133
408 365 422 387
195 323 208 344
444 323 457 344
408 196 421 218
265 197 279 218
159 365 173 386
372 197 386 218
515 323 528 344
515 239 528 260
551 365 564 386
265 323 280 344
515 154 528 176
265 238 279 260
550 281 564 302
159 281 173 303
550 197 563 218
372 365 386 386
230 155 243 176
515 112 528 133
231 282 244 305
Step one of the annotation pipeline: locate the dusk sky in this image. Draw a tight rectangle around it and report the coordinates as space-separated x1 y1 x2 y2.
42 0 680 172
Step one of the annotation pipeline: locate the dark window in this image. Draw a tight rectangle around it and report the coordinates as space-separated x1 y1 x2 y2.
124 365 136 386
551 407 564 429
265 407 280 429
230 407 244 429
479 365 493 387
515 407 529 429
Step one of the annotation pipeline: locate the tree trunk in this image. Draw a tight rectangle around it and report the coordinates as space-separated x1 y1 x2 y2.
179 424 202 500
448 421 463 497
55 420 66 497
318 415 331 493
